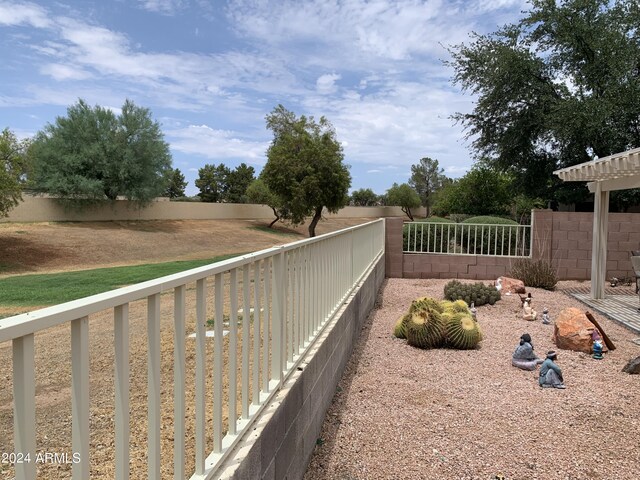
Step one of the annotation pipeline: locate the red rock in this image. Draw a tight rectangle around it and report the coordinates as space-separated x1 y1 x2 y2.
498 276 526 294
553 307 607 354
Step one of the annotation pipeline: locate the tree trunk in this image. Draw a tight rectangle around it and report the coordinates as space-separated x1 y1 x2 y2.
268 208 280 228
402 207 414 221
308 206 323 237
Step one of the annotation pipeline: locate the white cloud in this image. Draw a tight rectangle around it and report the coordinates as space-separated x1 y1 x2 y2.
0 1 51 28
40 63 92 81
316 73 341 94
137 0 185 15
367 169 382 173
166 124 269 164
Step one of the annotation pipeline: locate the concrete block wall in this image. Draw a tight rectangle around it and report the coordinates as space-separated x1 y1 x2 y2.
218 254 385 480
549 211 640 280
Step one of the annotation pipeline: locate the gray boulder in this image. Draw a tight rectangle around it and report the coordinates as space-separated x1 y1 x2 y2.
622 356 640 374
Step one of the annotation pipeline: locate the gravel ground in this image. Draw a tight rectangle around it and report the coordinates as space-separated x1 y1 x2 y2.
304 279 640 480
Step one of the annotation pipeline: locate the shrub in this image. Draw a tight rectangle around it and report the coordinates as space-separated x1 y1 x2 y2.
509 258 558 290
443 280 501 306
460 216 523 256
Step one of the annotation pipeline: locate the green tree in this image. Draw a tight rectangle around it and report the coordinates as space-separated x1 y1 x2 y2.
386 183 421 220
350 188 379 206
164 167 187 198
30 99 172 203
246 178 285 227
448 0 640 205
408 157 448 217
195 163 230 202
0 128 30 217
262 105 351 237
431 166 513 217
224 163 255 203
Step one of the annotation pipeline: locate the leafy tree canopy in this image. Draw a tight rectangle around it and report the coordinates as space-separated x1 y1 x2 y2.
350 188 379 206
431 165 513 217
0 128 30 217
408 157 449 216
246 178 286 227
164 167 187 199
225 163 255 203
30 99 172 203
262 105 351 237
386 183 421 220
195 163 230 203
448 0 640 206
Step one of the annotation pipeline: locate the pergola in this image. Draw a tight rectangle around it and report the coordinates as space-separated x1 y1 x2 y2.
554 147 640 299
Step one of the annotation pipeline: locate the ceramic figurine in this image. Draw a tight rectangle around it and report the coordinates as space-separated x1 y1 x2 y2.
542 308 550 325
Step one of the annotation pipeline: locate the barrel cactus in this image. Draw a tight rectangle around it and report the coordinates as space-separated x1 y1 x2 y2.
409 296 444 314
393 314 411 339
406 307 445 349
444 312 482 350
445 299 470 314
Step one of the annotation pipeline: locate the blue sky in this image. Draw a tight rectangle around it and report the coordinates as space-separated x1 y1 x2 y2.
0 0 528 196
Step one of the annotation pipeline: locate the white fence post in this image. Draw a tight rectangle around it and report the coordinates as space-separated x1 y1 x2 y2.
173 287 185 480
71 316 90 480
271 250 284 384
12 334 36 480
114 304 130 480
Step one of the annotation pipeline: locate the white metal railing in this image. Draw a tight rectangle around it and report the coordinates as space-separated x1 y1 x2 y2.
0 219 385 480
403 221 532 257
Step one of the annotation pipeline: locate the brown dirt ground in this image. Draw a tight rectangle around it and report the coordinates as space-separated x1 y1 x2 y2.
0 217 372 276
0 217 375 479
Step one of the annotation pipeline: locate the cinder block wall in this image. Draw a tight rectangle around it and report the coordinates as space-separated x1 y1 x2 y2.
217 254 385 480
385 211 640 281
549 211 640 280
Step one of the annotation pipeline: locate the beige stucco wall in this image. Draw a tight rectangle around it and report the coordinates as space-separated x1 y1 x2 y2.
2 195 418 223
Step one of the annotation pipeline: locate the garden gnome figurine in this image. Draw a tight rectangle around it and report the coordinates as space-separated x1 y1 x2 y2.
593 340 604 360
591 329 604 359
542 308 550 325
522 297 537 321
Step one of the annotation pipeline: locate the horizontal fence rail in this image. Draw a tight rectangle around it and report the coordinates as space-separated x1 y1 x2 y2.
403 221 532 257
0 219 385 480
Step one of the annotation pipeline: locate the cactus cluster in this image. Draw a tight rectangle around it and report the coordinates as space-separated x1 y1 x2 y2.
393 296 482 350
443 280 500 306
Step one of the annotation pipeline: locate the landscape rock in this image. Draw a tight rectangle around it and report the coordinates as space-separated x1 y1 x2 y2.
622 356 640 374
553 307 607 354
498 276 526 294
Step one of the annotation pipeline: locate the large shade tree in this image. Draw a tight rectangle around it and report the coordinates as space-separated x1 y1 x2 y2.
350 188 379 206
246 178 285 228
224 163 255 203
431 165 513 217
0 128 30 217
30 99 172 203
448 0 640 207
408 157 448 217
261 105 351 237
195 163 230 202
164 167 187 198
386 183 421 220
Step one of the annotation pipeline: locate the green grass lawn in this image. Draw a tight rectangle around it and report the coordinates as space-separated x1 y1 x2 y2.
0 254 242 307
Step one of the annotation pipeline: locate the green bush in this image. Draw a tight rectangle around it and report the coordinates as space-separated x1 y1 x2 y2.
509 259 558 290
443 280 501 306
403 217 455 252
460 216 523 256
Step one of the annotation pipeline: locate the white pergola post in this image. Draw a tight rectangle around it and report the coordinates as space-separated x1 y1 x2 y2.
590 182 609 299
554 147 640 300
